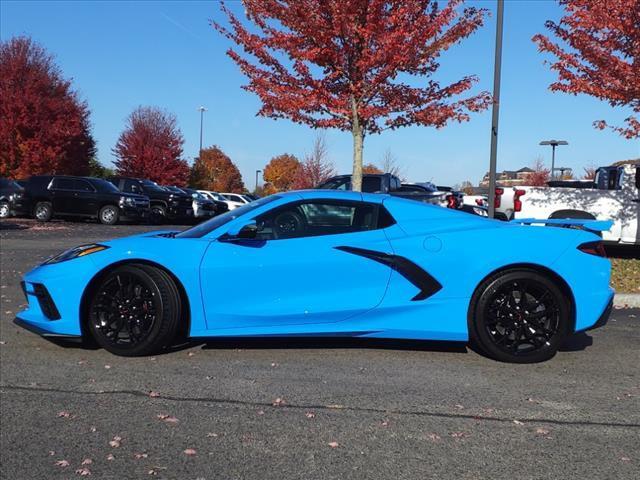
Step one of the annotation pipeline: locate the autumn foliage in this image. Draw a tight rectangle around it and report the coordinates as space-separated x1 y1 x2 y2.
190 146 245 192
533 0 640 139
362 164 383 174
0 36 95 178
263 153 301 192
113 106 189 186
528 158 550 186
215 0 491 191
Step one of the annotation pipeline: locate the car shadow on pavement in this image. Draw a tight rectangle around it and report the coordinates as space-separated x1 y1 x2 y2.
559 332 593 352
0 221 29 230
199 337 469 354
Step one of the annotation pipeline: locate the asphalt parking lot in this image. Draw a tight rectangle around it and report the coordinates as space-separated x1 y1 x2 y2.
1 219 638 479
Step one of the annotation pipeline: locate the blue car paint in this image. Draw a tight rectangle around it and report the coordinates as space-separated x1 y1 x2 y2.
17 191 613 342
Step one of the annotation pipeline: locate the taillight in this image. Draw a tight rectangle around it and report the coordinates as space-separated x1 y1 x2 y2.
494 188 504 209
513 189 526 212
446 194 456 209
578 241 607 257
475 198 484 206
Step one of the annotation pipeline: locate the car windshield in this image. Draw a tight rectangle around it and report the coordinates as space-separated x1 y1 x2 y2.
0 178 21 189
91 178 121 193
317 177 351 190
141 180 166 192
176 195 281 238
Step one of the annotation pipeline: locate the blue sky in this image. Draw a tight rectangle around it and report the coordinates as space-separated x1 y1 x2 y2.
2 0 638 188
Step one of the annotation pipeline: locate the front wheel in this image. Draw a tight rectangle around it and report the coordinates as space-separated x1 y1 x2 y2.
0 201 10 218
150 205 166 225
99 205 119 225
87 264 181 356
469 269 571 363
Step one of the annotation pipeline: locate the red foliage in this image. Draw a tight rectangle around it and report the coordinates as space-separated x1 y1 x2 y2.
291 135 336 189
214 0 491 190
0 36 95 179
190 146 245 192
583 166 597 180
263 153 301 192
533 0 639 139
528 158 550 186
113 106 189 186
362 163 383 174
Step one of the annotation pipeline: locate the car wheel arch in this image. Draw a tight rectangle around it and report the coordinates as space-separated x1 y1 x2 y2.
79 259 191 340
467 263 576 333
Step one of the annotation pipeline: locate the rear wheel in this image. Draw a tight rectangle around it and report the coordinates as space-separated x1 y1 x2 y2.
469 269 571 363
87 264 181 356
150 205 166 225
0 201 9 218
34 202 53 222
99 205 119 225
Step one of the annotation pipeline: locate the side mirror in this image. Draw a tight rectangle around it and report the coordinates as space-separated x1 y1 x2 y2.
223 220 258 241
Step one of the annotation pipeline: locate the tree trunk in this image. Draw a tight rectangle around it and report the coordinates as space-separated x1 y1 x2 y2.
350 95 364 192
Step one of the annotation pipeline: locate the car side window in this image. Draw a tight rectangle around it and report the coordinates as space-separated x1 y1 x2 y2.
73 179 95 192
123 180 140 194
362 177 381 193
255 200 390 241
50 178 75 190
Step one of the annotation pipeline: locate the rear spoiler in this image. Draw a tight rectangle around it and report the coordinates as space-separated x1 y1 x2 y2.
511 218 613 232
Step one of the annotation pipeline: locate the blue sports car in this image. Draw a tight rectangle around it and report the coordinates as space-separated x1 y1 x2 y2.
16 190 613 363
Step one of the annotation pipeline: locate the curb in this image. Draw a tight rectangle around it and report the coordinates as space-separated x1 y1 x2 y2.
613 294 640 308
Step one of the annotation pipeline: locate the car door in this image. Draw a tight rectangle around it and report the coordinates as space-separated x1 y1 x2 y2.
72 179 100 215
199 198 395 331
48 177 77 213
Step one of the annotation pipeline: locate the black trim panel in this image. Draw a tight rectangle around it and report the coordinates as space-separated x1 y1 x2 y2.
335 246 442 301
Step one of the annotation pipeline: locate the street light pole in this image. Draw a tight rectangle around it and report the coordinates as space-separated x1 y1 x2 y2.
539 140 568 179
197 106 207 157
255 170 261 192
487 0 504 219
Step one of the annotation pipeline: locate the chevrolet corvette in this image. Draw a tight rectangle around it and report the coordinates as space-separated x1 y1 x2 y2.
16 190 614 362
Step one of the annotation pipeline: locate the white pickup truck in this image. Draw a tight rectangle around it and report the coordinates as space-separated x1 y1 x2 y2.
509 163 639 246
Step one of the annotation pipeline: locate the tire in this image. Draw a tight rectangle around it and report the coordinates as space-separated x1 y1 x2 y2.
0 201 9 219
99 205 119 225
87 264 181 356
469 269 571 363
34 202 53 222
150 205 166 225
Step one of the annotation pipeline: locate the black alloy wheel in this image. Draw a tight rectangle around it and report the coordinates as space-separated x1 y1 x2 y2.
470 269 570 363
87 264 180 356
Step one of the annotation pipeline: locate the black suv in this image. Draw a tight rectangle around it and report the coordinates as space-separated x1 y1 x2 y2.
23 175 150 224
109 177 193 223
0 177 30 219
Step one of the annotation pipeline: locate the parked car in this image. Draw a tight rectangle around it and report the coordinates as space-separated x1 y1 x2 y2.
318 174 461 209
21 175 150 224
221 192 251 210
511 163 639 246
108 177 193 223
17 190 613 363
179 187 228 219
0 177 29 219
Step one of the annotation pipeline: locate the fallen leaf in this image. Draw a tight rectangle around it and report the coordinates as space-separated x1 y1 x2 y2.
426 433 441 441
134 453 148 459
381 420 389 427
454 404 464 410
513 420 525 426
270 362 278 367
149 391 160 398
81 458 92 465
535 427 551 436
55 460 70 467
89 426 97 433
328 441 339 448
109 436 122 448
48 451 55 456
450 432 469 438
187 352 195 357
620 457 631 462
183 448 197 456
148 470 158 476
272 397 285 407
257 410 265 415
57 411 72 418
206 432 218 437
106 454 115 461
156 414 178 424
305 412 315 419
104 365 111 370
75 467 91 476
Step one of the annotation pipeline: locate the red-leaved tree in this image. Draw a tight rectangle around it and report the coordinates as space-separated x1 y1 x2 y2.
190 146 245 192
113 106 189 186
533 0 640 139
528 158 550 186
263 153 301 192
363 163 383 174
292 134 336 189
214 0 491 191
0 36 95 178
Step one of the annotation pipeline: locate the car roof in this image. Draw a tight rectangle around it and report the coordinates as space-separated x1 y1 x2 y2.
284 189 386 203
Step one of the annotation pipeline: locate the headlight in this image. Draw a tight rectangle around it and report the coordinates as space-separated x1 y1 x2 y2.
43 244 109 265
119 196 136 207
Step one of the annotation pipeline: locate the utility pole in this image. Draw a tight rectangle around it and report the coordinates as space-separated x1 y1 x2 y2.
487 0 504 219
539 140 568 179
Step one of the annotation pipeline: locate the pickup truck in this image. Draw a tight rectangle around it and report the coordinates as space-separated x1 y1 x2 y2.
511 163 639 246
317 173 461 209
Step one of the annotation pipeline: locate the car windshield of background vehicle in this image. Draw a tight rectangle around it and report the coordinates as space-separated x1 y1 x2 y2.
318 177 350 190
92 178 120 193
176 195 281 238
140 180 166 192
